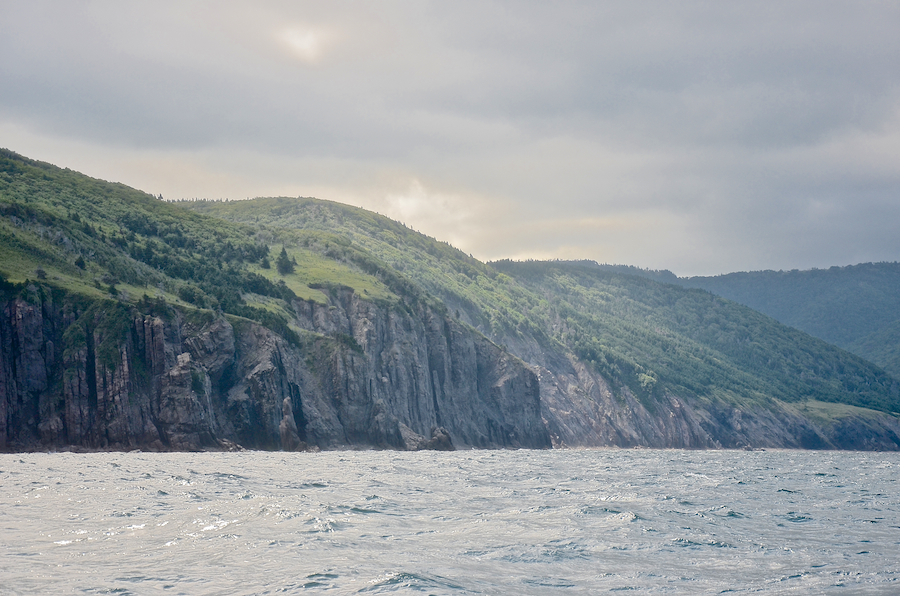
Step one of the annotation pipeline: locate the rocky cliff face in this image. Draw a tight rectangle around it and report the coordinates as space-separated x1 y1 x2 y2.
0 285 549 452
2 283 897 452
488 325 900 451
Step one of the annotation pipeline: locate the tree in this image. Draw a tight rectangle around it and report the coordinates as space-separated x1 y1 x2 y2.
276 246 294 275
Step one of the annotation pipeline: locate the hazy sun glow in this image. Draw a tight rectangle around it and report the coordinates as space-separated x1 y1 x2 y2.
278 26 331 64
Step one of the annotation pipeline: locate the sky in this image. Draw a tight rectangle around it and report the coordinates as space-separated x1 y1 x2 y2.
2 1 899 276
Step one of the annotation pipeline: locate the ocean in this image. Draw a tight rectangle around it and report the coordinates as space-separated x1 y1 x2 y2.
1 449 897 594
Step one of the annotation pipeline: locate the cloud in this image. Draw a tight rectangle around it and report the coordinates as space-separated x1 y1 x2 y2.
277 25 337 64
1 1 899 275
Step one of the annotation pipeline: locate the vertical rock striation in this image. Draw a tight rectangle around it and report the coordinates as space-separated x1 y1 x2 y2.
0 286 549 451
2 283 896 452
486 318 900 450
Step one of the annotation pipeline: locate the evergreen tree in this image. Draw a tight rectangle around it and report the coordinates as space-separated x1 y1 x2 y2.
276 246 294 275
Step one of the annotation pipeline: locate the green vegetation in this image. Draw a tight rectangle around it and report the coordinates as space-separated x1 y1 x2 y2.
3 148 898 419
189 197 900 416
848 321 900 379
795 400 883 426
680 264 900 377
246 244 396 305
0 149 400 351
493 260 897 413
275 245 294 275
187 197 541 337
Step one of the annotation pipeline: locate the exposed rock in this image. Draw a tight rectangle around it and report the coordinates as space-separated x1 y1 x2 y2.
289 289 549 449
2 285 898 452
398 424 454 451
279 398 303 451
424 426 454 451
398 422 428 450
0 287 549 452
490 319 900 450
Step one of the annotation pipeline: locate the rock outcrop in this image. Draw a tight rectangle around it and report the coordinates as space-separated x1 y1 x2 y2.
494 329 900 450
443 306 900 451
0 285 550 451
2 283 897 452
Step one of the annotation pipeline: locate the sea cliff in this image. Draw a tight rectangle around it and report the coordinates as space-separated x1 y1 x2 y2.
0 285 549 451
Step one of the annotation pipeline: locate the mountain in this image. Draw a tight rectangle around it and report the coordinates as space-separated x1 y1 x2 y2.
0 149 547 452
187 197 900 450
2 148 899 451
679 264 900 377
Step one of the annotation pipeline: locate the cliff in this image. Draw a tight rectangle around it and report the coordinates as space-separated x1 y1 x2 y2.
183 196 900 452
3 150 899 452
4 282 897 453
0 284 549 451
490 327 900 451
535 351 900 450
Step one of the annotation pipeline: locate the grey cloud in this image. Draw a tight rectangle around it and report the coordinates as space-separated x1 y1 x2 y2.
1 0 899 275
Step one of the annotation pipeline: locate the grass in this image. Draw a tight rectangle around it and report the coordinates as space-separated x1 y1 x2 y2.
0 235 202 309
4 149 899 420
188 196 900 416
240 291 295 323
248 245 397 304
795 399 895 424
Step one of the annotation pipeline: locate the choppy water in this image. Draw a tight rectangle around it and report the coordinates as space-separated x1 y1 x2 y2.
1 449 898 595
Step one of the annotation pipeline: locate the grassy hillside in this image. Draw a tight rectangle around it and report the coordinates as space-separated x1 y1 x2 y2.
188 197 900 416
680 264 900 377
0 149 405 345
3 148 899 427
493 260 897 412
186 197 528 338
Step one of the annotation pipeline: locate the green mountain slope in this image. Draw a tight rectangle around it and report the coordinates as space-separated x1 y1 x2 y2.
0 149 550 452
680 264 900 377
187 198 900 422
492 260 896 411
0 150 414 343
2 149 899 451
847 321 900 379
184 196 509 332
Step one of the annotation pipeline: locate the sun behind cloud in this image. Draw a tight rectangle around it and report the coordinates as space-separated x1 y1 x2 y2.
278 25 334 64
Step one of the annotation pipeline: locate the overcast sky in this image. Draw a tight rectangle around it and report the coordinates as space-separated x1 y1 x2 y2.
2 1 899 276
